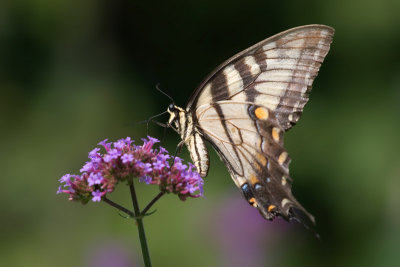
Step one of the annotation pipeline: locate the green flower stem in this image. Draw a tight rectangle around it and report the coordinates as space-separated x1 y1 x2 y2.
128 177 152 267
141 192 165 216
103 196 134 217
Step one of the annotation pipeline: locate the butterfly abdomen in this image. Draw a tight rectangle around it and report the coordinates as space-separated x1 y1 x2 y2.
185 132 210 177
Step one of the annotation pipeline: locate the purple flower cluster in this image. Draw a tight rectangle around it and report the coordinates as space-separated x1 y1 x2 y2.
57 136 204 203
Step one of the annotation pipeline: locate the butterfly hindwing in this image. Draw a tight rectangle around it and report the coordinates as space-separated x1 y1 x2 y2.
196 101 314 224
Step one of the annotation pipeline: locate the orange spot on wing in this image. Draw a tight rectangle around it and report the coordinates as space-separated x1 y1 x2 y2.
278 152 288 165
272 127 280 142
249 174 259 185
249 197 257 207
256 153 267 166
268 205 276 212
254 107 269 120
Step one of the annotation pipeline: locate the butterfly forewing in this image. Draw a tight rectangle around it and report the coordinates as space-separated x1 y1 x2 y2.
190 25 334 131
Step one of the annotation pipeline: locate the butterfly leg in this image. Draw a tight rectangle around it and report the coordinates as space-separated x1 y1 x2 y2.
171 140 185 166
174 140 185 156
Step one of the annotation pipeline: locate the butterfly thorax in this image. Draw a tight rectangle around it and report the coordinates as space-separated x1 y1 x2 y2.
167 104 210 177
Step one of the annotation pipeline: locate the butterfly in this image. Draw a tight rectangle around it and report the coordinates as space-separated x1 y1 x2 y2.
166 25 334 227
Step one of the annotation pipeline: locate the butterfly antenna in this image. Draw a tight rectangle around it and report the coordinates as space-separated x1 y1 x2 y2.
156 83 175 103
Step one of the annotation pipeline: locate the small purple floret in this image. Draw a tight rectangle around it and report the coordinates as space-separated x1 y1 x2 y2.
56 186 63 194
88 173 103 186
153 160 165 171
139 176 152 184
121 153 134 163
98 139 111 151
114 140 125 150
92 190 103 202
80 162 93 172
59 174 72 184
89 148 100 159
147 136 159 144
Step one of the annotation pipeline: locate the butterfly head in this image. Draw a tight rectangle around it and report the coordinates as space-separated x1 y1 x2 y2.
167 104 185 127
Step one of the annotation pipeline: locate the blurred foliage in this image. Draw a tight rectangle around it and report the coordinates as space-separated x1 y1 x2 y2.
1 0 399 266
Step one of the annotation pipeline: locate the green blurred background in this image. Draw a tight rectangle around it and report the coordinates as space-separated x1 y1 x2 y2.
1 0 399 266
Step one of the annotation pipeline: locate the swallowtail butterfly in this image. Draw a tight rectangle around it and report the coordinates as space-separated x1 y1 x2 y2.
166 25 334 227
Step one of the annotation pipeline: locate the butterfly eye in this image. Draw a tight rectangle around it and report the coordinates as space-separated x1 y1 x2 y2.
168 104 175 112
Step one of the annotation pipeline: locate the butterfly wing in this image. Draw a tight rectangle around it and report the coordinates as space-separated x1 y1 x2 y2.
188 24 334 130
196 101 314 224
189 25 334 225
